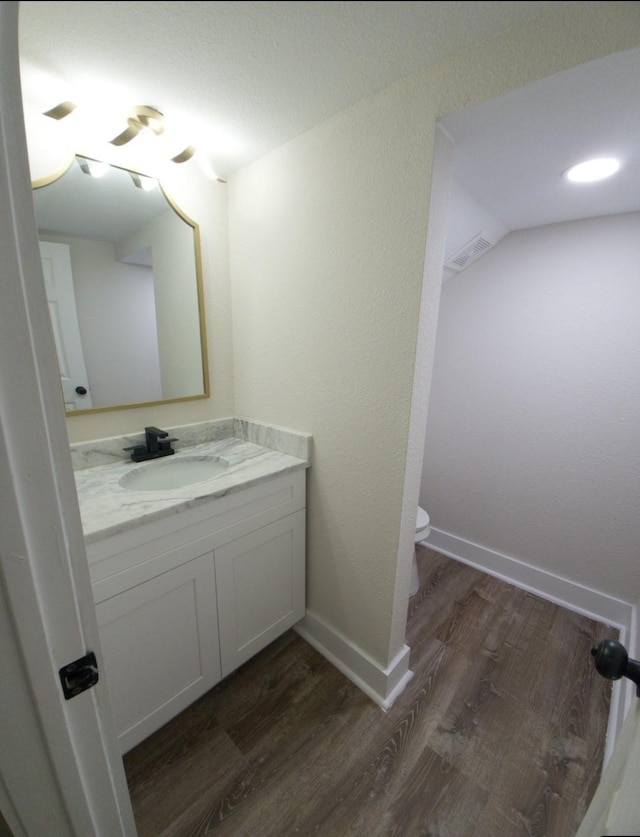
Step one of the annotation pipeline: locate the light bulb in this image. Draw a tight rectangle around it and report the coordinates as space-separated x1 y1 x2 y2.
565 157 621 183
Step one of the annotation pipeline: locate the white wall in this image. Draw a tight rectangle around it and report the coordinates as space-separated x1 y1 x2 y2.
421 212 640 603
228 75 435 667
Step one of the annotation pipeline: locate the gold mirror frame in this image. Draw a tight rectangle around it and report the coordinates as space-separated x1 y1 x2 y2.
32 156 209 416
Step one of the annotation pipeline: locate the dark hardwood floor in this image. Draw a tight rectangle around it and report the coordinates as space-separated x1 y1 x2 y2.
124 546 617 836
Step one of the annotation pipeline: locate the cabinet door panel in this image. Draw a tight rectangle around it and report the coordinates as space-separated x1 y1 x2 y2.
216 510 305 676
96 553 220 753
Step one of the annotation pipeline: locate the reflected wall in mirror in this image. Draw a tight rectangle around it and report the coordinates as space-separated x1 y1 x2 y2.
33 155 209 414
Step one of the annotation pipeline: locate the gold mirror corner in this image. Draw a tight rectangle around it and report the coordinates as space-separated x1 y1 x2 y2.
32 154 209 416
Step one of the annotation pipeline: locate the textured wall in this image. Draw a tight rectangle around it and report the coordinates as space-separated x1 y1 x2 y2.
229 76 435 662
421 213 640 602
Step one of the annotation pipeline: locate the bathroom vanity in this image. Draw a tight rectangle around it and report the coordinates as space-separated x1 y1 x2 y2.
73 421 310 753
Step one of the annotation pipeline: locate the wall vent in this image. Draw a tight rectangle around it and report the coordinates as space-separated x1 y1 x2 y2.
444 232 495 273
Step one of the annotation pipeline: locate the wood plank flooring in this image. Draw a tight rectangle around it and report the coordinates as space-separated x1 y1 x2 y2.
124 547 618 836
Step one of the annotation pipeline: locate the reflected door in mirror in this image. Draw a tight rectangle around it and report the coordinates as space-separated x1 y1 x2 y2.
39 241 93 411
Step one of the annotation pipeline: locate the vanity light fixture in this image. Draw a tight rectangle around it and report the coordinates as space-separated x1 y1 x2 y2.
42 100 77 120
130 172 159 191
110 105 165 146
565 156 621 183
43 101 220 176
77 157 109 178
171 145 197 164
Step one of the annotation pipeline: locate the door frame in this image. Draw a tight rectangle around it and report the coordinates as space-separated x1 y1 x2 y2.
0 3 136 834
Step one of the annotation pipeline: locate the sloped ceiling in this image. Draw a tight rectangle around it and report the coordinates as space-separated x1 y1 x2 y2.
441 45 640 263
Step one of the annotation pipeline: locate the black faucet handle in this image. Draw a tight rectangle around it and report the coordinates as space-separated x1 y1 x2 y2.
123 443 149 462
145 426 169 439
124 428 177 461
144 426 171 453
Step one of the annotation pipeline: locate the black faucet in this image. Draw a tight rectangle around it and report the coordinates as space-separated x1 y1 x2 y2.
124 426 178 462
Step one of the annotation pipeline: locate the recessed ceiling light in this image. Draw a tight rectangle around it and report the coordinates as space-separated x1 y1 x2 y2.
565 157 621 183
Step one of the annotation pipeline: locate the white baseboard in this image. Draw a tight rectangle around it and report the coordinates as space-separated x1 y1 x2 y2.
294 611 414 711
423 526 636 761
424 527 633 632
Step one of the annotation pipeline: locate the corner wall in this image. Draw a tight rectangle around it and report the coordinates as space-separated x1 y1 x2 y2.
421 213 640 605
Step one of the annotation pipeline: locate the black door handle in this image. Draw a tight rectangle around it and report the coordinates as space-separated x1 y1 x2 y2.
591 639 640 697
75 386 87 395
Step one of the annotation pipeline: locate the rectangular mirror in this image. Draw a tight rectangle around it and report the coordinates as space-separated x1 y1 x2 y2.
33 155 209 414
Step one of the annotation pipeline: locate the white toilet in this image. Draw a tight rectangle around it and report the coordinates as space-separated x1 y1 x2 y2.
410 507 431 596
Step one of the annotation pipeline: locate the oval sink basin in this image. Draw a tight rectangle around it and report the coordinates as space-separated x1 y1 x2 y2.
119 456 228 491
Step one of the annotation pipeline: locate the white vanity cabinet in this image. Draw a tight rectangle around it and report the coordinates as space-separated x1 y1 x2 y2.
87 469 306 754
215 508 305 676
94 550 220 754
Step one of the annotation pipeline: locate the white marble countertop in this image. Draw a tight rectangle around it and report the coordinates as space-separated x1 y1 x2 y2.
74 436 308 545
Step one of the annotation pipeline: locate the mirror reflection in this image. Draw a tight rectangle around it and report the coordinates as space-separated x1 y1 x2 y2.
32 156 208 414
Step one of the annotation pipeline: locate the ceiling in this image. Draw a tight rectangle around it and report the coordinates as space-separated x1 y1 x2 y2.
18 1 640 257
440 45 640 262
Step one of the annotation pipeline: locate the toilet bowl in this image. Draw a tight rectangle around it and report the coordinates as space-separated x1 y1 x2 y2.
410 507 430 596
415 507 431 542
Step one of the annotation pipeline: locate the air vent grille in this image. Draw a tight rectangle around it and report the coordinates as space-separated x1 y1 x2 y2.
444 232 495 272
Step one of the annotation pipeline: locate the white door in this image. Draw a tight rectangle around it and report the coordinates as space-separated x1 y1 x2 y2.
576 697 640 836
0 3 136 834
39 240 93 411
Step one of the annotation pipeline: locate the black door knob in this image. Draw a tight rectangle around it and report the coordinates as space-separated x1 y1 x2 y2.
75 386 87 395
591 639 640 697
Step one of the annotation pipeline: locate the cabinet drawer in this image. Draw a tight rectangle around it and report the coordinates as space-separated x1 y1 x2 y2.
88 469 306 584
